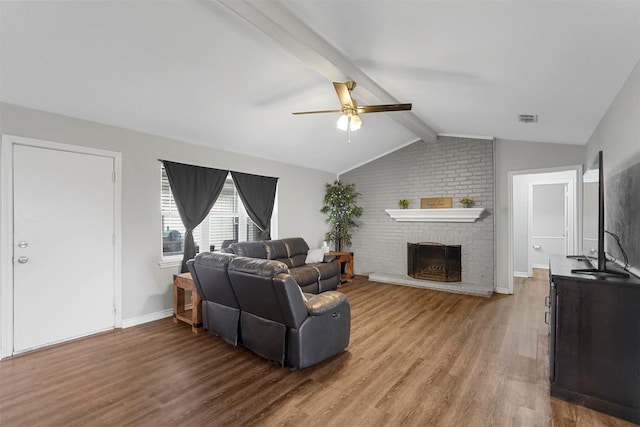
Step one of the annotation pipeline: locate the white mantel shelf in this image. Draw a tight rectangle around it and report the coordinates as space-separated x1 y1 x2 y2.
385 208 486 223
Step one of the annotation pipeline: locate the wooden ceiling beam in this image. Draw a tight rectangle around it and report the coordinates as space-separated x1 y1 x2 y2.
212 0 438 143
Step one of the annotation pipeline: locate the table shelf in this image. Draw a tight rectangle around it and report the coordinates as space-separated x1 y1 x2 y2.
173 272 202 333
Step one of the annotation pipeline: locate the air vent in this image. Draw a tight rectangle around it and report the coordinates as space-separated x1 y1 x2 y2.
518 114 538 123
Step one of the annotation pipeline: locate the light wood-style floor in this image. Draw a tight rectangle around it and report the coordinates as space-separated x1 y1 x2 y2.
0 274 635 426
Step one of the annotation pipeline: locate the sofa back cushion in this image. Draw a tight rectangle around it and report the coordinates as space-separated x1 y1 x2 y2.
228 257 309 329
264 240 290 265
227 238 311 268
188 252 238 308
229 241 267 259
284 238 310 268
264 238 310 268
228 257 290 324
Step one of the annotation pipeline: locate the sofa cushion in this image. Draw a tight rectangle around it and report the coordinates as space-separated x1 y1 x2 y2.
299 282 319 294
228 256 289 278
264 240 291 265
284 238 309 268
312 260 339 280
229 241 267 259
318 274 340 293
289 265 320 288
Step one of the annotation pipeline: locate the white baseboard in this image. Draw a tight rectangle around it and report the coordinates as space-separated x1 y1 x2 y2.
0 310 173 360
532 263 549 270
122 308 173 328
494 286 512 294
514 271 529 278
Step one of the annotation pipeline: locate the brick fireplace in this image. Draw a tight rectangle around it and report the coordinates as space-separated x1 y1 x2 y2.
407 242 461 282
340 136 495 294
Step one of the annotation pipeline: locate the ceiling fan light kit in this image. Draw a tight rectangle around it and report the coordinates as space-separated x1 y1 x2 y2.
293 80 411 142
337 114 362 131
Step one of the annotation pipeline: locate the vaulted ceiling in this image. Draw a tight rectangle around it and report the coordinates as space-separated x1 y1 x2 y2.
1 1 639 173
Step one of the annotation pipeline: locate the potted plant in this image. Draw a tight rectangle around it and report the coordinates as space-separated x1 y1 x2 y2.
398 199 409 209
321 180 363 252
459 197 474 208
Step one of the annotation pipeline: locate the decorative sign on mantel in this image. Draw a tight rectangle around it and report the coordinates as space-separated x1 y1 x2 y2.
385 208 485 223
421 197 453 209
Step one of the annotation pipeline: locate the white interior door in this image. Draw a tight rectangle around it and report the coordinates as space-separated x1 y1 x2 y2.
530 183 567 272
13 144 115 353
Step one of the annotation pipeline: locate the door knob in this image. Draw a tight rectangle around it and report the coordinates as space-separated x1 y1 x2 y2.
18 241 28 248
17 256 29 264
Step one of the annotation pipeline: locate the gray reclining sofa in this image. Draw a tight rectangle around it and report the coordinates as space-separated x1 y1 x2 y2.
223 237 340 294
187 252 351 369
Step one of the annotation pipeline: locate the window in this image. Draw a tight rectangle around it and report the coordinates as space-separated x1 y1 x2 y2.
161 167 274 260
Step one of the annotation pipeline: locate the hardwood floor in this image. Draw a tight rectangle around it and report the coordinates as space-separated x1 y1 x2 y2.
0 275 634 426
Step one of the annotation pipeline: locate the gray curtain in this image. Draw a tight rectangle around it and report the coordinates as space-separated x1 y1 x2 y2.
163 161 228 272
231 171 278 240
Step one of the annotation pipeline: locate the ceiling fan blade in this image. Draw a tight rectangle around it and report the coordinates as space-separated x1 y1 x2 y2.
333 82 354 109
291 109 342 115
358 103 412 114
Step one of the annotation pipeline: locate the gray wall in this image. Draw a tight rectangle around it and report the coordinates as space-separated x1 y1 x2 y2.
585 60 640 276
495 140 583 292
342 136 583 294
340 136 495 288
0 103 335 352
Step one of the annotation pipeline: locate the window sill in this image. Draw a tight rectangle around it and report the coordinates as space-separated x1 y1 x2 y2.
158 258 182 269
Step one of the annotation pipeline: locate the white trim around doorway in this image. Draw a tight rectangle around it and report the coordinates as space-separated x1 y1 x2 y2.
504 164 582 295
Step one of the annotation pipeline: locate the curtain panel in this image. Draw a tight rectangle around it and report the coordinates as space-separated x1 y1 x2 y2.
231 171 279 240
162 161 228 272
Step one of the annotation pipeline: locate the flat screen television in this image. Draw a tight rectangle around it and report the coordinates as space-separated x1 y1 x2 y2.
571 150 627 277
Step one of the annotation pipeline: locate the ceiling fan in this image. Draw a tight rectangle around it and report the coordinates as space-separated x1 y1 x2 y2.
292 81 412 142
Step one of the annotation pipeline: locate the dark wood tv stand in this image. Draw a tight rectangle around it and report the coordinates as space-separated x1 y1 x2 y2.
548 255 640 424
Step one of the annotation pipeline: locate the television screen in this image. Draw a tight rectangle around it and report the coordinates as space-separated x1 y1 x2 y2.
582 164 600 266
574 151 628 277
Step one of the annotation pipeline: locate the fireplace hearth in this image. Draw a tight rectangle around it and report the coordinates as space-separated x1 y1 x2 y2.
407 242 461 282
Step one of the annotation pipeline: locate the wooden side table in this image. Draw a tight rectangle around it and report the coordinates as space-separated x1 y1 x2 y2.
173 272 203 333
328 251 354 284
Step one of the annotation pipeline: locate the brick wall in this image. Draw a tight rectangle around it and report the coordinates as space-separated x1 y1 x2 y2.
340 136 495 288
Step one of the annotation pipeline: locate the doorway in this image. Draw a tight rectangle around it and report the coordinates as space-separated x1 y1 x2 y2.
507 166 581 294
529 182 572 274
1 135 122 357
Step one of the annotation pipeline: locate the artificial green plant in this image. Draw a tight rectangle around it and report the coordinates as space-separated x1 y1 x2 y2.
320 180 363 251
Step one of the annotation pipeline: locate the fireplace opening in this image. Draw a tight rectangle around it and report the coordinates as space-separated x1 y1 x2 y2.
407 242 461 282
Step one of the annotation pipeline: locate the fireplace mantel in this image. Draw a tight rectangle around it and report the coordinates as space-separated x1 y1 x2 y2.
385 208 485 223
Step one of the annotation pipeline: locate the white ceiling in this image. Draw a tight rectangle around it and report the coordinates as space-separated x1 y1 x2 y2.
1 1 639 174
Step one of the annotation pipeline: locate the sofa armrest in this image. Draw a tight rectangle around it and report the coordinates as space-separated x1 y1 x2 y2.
305 291 347 316
322 254 337 263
